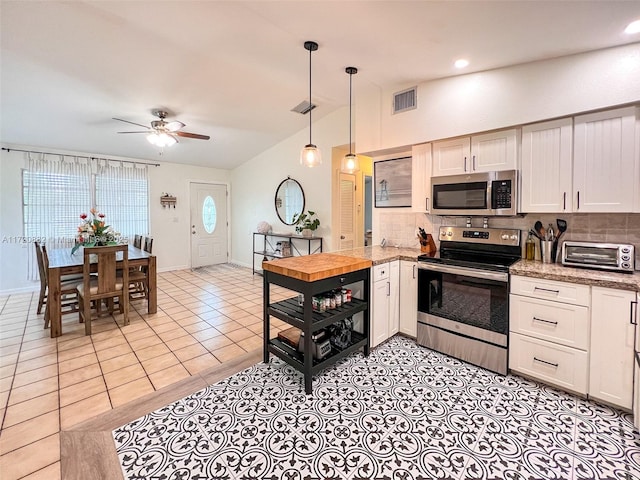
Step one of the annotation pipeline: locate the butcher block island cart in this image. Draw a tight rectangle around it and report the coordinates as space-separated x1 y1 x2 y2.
263 253 372 393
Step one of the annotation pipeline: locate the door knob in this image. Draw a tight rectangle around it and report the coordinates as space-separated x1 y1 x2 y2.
340 235 345 239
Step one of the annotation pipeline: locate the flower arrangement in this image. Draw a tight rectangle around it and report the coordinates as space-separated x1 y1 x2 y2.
71 208 119 254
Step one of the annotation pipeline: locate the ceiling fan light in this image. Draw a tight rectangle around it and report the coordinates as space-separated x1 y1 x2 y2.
300 144 322 167
146 132 160 146
341 153 359 174
158 132 177 147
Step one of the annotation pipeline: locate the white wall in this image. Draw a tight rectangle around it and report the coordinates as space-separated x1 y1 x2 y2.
357 43 640 154
0 146 229 293
230 107 349 268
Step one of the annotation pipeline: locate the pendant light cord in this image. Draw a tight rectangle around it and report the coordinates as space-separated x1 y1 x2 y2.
348 71 352 155
308 45 312 145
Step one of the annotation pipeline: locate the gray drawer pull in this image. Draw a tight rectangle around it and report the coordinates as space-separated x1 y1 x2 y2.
533 357 559 368
533 316 558 326
533 286 560 294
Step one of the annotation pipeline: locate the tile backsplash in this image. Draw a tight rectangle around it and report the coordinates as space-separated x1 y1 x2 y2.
376 212 640 269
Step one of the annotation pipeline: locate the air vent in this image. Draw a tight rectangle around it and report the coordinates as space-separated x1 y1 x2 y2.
291 100 316 115
393 87 417 114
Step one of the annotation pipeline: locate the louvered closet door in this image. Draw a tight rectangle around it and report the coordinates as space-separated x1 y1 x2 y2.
338 173 356 250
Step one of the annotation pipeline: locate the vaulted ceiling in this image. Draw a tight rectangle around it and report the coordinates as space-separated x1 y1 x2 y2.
1 1 639 168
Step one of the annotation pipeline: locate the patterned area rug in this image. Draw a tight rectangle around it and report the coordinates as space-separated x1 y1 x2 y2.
113 336 640 480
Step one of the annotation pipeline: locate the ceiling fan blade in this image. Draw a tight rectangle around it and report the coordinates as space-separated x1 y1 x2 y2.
165 121 185 132
176 131 210 140
117 131 150 134
112 117 151 129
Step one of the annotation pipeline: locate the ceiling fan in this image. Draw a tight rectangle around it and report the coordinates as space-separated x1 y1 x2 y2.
113 110 210 147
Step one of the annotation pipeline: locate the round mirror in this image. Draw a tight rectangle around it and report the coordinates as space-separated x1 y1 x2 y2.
275 177 305 225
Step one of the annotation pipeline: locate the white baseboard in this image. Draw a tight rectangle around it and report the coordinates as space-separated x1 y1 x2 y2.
0 285 39 296
157 265 189 273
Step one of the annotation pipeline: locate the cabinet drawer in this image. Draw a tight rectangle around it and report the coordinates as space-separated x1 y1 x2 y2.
510 295 590 350
509 332 588 394
510 275 590 306
372 263 389 282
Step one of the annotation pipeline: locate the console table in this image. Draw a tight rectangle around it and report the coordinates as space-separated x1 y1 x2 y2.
252 232 322 275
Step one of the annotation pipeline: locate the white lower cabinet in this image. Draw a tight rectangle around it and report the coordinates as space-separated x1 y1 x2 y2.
370 261 399 348
399 261 417 337
509 275 590 395
589 287 636 410
510 333 589 393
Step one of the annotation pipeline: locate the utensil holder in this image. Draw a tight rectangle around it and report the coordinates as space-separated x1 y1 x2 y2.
541 240 554 264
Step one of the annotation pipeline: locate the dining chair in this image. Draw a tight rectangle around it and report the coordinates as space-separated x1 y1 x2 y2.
133 234 142 249
77 244 129 335
130 238 152 300
37 243 83 329
143 236 153 254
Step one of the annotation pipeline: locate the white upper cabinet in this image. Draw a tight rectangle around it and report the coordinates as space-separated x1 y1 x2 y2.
432 137 470 176
432 129 518 176
573 107 637 213
520 118 573 213
411 143 432 213
471 129 519 173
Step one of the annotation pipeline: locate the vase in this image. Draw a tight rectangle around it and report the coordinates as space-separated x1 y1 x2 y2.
301 228 313 238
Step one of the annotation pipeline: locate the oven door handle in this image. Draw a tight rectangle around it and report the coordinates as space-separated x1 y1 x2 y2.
417 262 508 282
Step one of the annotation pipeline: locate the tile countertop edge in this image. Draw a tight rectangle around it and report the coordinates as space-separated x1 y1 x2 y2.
510 259 640 293
334 246 423 265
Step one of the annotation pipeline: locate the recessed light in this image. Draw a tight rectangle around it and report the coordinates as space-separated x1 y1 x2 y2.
454 59 469 69
625 20 640 34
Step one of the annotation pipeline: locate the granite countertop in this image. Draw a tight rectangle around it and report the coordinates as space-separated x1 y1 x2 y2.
510 260 640 293
335 246 423 265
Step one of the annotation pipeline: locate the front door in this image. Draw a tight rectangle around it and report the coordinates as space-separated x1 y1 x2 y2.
190 183 228 268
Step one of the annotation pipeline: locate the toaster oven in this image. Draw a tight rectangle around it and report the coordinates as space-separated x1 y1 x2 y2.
561 241 635 273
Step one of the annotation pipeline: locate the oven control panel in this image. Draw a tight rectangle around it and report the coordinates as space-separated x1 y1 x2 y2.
439 226 521 246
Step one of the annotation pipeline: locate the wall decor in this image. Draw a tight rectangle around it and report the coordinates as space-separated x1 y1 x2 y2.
161 193 177 208
374 157 412 207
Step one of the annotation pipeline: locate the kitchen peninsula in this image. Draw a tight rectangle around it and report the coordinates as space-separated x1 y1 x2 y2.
262 253 373 393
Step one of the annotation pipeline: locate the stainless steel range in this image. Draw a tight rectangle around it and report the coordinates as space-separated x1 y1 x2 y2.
417 226 522 375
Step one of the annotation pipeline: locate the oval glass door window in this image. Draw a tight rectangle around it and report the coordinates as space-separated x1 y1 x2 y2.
202 195 217 234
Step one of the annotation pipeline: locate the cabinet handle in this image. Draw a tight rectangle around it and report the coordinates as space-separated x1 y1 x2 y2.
577 191 580 210
387 281 390 296
533 357 559 368
464 156 467 172
563 192 566 211
472 155 476 171
412 264 416 279
630 300 638 325
533 286 560 294
533 316 558 326
425 197 429 212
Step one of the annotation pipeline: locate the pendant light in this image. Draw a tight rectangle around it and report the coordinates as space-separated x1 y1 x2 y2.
300 41 322 167
341 66 359 174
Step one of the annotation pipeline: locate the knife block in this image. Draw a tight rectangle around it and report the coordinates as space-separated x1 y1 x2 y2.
419 234 437 253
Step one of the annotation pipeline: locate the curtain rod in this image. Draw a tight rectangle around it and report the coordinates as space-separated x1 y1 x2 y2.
1 147 161 167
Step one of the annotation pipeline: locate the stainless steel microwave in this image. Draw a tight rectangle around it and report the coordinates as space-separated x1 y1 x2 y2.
431 170 518 216
562 241 636 273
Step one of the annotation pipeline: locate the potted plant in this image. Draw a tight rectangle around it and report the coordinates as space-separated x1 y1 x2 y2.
293 210 320 237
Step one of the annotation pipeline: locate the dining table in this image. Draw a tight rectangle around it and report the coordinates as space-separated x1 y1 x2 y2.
46 245 157 337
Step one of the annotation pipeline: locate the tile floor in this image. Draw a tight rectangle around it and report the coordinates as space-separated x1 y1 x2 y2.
113 335 640 480
0 264 294 480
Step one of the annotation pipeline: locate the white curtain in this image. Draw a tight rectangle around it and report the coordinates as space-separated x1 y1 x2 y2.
25 153 92 279
95 159 149 244
24 154 150 280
